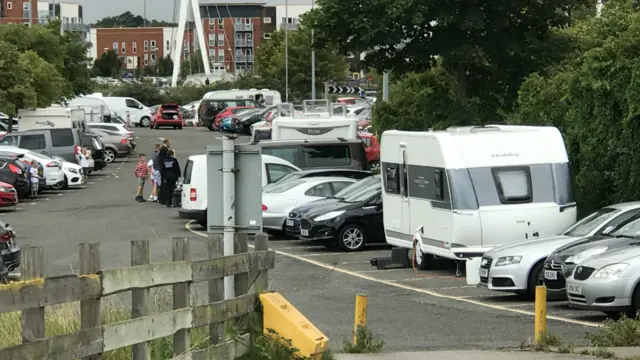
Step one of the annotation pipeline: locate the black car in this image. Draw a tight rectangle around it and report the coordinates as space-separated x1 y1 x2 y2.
0 156 29 198
81 133 107 172
543 212 640 298
294 176 384 251
198 99 261 130
264 169 373 192
236 105 280 135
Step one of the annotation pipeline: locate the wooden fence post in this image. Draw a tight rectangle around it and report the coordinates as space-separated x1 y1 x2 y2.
253 233 269 294
131 240 150 360
79 243 102 360
172 237 191 357
21 246 45 344
234 233 249 329
207 234 224 345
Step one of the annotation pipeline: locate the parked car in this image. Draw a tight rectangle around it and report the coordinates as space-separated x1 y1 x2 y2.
52 156 85 189
289 175 384 251
261 139 370 170
262 177 356 234
0 220 19 273
80 132 107 172
565 244 640 317
0 147 65 190
151 103 185 129
235 107 278 135
0 128 84 163
544 210 640 299
264 169 373 191
198 98 259 131
479 203 640 297
0 156 29 198
179 154 300 227
88 129 132 163
213 106 256 130
0 181 18 207
87 123 134 139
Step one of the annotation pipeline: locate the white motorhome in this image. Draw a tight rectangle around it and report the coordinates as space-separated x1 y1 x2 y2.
17 107 87 132
380 125 576 266
67 96 111 123
270 100 357 141
201 89 282 106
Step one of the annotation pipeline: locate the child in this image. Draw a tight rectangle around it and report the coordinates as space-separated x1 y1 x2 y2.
146 154 157 201
30 160 40 198
134 154 148 202
78 147 89 183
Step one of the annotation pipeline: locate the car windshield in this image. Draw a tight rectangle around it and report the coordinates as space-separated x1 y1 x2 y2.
263 172 301 191
608 216 640 238
263 179 305 194
562 207 619 237
339 177 381 202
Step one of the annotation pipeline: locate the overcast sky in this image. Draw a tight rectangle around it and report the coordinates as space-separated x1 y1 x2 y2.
79 0 313 23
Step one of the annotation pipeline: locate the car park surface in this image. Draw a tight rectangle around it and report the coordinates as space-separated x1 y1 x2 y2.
6 126 603 352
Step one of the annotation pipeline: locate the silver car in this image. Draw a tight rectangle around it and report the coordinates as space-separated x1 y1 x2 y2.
566 244 640 317
88 129 132 163
478 202 640 297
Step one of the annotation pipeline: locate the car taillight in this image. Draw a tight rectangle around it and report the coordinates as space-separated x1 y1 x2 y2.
120 138 128 144
46 161 59 168
190 188 197 201
262 204 268 211
0 232 10 242
8 164 21 174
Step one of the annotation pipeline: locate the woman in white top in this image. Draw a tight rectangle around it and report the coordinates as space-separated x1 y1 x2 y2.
147 157 157 201
78 148 89 183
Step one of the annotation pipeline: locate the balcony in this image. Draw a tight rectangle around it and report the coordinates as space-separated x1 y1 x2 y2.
234 54 254 63
280 18 299 30
63 23 90 32
234 23 253 31
234 39 253 47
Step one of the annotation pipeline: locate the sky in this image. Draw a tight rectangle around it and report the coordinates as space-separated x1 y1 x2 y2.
79 0 314 23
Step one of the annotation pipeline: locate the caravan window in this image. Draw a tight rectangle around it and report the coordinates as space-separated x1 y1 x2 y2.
382 162 401 194
51 129 74 147
303 146 351 167
492 167 532 204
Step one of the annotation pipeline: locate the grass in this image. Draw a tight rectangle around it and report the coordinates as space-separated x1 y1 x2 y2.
342 325 385 354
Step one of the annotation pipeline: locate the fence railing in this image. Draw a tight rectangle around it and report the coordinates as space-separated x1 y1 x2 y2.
0 233 274 360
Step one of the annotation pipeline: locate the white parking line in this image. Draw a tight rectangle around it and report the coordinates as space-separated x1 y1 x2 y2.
58 193 63 196
185 220 600 328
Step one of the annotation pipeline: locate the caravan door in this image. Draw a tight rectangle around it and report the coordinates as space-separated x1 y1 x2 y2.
399 145 411 243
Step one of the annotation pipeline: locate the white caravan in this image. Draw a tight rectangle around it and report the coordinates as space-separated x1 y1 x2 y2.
17 107 87 132
271 100 357 141
380 125 576 265
67 96 111 123
201 89 282 106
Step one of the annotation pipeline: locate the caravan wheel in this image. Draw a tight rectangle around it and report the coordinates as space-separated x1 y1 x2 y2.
413 241 432 270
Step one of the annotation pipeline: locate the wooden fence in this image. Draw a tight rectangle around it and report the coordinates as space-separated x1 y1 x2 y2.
0 233 275 360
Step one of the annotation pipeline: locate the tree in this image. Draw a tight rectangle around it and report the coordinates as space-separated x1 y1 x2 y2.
254 24 349 100
180 54 205 78
93 49 123 78
156 56 174 76
92 11 176 28
307 0 586 123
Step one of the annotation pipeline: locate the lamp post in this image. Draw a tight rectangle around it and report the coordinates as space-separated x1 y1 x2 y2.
311 0 316 100
285 0 289 102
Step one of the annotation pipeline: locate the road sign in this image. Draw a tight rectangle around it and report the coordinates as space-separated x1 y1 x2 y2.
327 86 364 94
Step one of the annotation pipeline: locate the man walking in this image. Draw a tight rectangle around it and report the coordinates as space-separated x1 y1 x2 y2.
157 138 171 205
162 149 180 208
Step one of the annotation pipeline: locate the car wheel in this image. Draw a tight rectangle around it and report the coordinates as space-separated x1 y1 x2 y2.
413 240 433 270
104 149 116 163
140 117 151 127
526 261 545 298
178 125 183 130
337 224 366 251
50 176 66 190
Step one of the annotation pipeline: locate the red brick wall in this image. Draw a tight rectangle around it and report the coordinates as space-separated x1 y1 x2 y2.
0 0 39 25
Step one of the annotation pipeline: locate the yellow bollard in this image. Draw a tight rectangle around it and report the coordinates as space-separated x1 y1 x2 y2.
534 285 547 345
353 294 368 345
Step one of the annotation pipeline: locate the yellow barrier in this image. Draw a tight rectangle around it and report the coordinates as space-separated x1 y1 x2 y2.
353 294 368 344
534 285 547 345
259 292 329 359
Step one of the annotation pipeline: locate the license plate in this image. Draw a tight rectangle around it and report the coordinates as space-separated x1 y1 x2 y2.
300 229 309 236
479 268 488 277
286 219 294 226
544 270 557 280
567 284 582 295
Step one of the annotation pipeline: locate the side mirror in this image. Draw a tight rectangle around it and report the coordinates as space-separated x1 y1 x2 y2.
374 201 383 210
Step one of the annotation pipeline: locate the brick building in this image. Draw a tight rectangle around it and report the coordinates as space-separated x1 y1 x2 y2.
0 0 38 25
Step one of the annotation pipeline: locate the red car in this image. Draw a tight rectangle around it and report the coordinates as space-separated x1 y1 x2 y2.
359 133 380 163
151 104 185 129
214 106 256 129
0 181 18 207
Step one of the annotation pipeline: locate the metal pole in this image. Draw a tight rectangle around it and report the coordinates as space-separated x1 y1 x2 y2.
222 136 235 299
596 0 603 17
382 72 389 102
310 0 316 100
143 0 147 27
285 0 289 102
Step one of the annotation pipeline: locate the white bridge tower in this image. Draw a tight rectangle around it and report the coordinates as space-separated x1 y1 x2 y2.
171 0 210 87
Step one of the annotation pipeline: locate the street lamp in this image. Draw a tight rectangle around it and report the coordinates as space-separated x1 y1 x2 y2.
285 0 289 102
311 0 316 100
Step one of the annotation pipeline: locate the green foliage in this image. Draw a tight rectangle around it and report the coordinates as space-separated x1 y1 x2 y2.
156 56 174 77
342 326 384 354
93 49 123 78
92 11 177 28
255 24 349 100
586 312 640 347
180 54 205 78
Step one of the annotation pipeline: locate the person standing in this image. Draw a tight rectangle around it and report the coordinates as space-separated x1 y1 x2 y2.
134 154 148 202
149 144 161 201
161 149 180 208
157 138 171 205
29 160 41 199
78 147 90 183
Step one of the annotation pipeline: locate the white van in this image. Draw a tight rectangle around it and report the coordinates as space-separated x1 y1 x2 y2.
17 107 87 132
100 96 154 127
179 154 300 226
271 100 357 141
380 125 576 267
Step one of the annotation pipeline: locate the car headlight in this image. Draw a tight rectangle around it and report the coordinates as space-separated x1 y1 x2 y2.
69 168 78 174
565 246 608 264
494 256 523 267
314 210 345 222
0 187 10 192
593 263 629 279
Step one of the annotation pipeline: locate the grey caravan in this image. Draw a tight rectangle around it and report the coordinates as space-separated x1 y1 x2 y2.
0 129 82 163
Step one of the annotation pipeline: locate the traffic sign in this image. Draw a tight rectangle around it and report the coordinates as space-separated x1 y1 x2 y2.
327 86 364 94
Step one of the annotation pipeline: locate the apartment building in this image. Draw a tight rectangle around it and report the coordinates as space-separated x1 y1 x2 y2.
273 3 312 31
36 1 89 39
89 27 197 71
0 0 38 25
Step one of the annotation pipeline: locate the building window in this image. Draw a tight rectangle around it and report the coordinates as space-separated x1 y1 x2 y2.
150 53 156 64
208 33 215 47
7 2 12 10
112 42 118 51
209 18 215 29
263 17 271 24
144 53 148 65
218 18 224 29
144 40 148 52
183 40 188 49
150 40 156 51
217 33 224 46
121 42 126 54
209 48 215 57
22 2 29 10
132 42 137 53
263 32 271 40
166 40 170 51
217 51 224 63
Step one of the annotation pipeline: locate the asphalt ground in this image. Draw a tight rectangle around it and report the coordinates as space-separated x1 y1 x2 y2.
6 127 605 352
